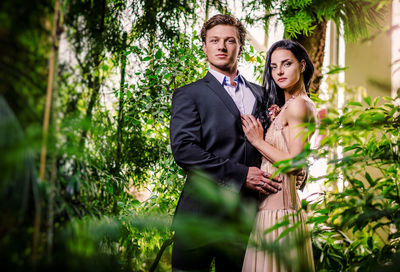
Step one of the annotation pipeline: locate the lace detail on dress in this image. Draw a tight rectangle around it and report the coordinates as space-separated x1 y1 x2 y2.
264 97 295 144
264 114 283 145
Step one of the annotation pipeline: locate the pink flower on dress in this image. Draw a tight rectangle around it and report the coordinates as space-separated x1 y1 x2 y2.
268 104 281 121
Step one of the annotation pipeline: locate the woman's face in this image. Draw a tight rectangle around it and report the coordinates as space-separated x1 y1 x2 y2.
270 48 305 91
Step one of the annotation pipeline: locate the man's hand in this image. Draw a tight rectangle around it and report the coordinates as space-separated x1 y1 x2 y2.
244 167 282 195
292 169 307 189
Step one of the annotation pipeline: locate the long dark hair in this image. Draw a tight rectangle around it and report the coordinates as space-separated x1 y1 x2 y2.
255 39 314 129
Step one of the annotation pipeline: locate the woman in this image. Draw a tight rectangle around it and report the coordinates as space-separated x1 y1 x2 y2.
241 40 316 272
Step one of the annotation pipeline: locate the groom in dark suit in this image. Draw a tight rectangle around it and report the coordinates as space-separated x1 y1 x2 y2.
169 14 282 271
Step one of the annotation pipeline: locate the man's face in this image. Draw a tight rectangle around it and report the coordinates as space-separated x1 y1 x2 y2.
203 24 241 74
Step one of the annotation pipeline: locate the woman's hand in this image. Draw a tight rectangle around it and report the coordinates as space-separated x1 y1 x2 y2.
241 114 264 147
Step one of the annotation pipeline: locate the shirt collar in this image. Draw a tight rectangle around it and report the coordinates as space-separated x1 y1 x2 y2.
209 68 244 86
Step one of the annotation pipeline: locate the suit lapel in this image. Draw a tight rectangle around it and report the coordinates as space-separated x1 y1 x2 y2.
203 72 264 118
204 72 241 118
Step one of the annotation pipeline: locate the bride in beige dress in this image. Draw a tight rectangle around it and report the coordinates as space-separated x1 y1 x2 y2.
241 40 316 272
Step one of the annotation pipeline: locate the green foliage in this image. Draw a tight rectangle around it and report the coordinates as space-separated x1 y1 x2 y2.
1 0 208 270
242 44 267 83
130 0 197 41
245 0 389 40
311 91 400 271
0 96 41 270
53 8 209 270
273 75 400 271
0 0 53 127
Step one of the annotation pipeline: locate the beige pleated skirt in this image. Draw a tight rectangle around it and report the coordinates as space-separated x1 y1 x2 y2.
241 209 314 272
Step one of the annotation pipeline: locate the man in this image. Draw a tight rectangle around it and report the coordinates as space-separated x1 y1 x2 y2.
169 14 282 271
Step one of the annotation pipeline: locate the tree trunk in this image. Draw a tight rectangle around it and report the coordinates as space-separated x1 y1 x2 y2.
115 32 128 172
79 0 106 147
79 73 100 147
292 20 327 93
205 0 210 21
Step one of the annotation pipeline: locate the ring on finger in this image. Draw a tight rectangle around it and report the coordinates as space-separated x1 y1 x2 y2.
261 181 265 187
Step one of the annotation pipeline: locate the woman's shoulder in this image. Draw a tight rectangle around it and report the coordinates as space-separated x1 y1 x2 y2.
285 95 316 121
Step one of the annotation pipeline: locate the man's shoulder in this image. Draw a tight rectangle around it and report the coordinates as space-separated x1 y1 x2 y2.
174 75 208 94
245 80 262 90
179 78 206 89
243 79 264 98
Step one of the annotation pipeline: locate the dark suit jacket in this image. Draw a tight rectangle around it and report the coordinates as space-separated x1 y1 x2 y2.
170 72 265 226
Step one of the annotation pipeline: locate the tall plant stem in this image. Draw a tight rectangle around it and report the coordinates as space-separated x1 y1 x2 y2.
34 0 61 265
39 0 60 181
149 235 174 272
46 159 58 262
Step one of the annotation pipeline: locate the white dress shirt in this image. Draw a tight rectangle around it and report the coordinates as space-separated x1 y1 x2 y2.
209 68 256 114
